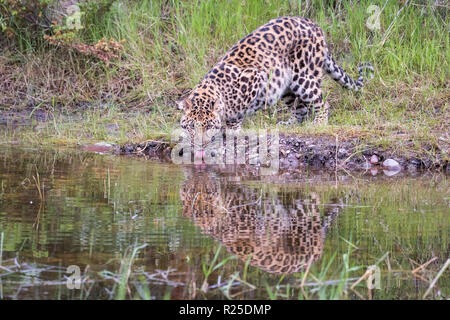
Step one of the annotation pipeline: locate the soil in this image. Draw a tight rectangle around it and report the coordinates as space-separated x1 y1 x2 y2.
119 133 448 173
1 110 447 173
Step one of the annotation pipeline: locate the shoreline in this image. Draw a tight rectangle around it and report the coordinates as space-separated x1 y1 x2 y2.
119 133 448 173
1 109 448 174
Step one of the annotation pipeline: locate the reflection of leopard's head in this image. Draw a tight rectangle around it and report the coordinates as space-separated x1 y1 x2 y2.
180 169 343 274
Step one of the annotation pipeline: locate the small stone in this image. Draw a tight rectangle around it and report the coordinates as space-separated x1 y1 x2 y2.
96 142 113 147
337 148 348 159
382 159 401 176
370 155 379 164
383 168 401 177
83 142 116 154
361 162 372 170
370 168 378 176
383 158 401 169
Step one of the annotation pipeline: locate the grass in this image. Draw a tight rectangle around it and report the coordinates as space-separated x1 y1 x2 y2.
0 147 447 299
0 0 448 159
0 239 447 300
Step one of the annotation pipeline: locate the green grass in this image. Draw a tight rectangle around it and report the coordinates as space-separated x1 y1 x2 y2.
0 147 447 299
0 0 448 156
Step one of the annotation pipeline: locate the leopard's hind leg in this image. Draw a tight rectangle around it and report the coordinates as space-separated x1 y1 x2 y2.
289 76 328 125
278 90 310 125
279 87 328 125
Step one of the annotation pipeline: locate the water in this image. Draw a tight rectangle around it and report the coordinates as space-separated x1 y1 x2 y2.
0 147 448 300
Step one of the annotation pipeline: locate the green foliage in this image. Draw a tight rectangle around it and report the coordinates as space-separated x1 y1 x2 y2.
0 0 52 48
0 0 448 158
0 0 118 50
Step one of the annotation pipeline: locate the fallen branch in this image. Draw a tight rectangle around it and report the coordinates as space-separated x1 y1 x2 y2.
422 259 449 299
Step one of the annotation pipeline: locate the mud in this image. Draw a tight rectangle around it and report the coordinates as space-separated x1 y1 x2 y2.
120 133 448 173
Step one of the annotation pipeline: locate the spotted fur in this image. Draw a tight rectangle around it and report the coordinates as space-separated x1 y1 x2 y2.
178 16 373 148
180 169 343 274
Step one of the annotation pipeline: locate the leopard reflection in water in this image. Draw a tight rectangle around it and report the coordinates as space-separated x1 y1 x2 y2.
180 168 343 274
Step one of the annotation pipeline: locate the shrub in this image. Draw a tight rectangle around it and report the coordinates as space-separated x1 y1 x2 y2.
1 0 122 64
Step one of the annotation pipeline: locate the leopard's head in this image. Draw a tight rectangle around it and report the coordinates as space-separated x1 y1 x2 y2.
178 83 224 159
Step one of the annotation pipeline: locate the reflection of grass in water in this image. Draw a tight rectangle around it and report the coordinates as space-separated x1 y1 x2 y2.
0 239 447 300
0 232 3 299
0 148 448 299
0 147 186 259
1 232 3 267
99 242 148 300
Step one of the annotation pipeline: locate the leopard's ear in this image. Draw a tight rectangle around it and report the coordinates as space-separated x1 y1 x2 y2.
176 99 184 110
213 98 224 116
176 98 191 110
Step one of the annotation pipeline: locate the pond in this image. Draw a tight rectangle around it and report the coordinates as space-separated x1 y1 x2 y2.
0 147 448 300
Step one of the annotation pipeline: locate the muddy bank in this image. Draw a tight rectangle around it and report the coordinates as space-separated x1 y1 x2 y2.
119 134 448 173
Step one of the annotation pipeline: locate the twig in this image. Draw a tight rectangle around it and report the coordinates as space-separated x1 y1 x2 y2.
351 269 371 290
351 287 366 300
412 256 438 274
299 277 360 288
301 255 315 287
422 259 449 299
411 272 430 283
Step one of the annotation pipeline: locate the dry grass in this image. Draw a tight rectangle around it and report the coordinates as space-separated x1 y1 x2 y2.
0 0 448 159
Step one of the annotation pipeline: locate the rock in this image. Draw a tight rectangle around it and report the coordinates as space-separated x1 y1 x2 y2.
410 158 423 167
382 158 402 176
83 142 117 154
361 162 372 170
370 168 378 176
370 155 379 164
337 148 348 159
325 159 335 169
122 144 134 154
383 168 401 176
383 158 401 169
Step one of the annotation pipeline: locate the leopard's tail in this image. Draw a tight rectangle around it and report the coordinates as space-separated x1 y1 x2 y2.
324 54 374 91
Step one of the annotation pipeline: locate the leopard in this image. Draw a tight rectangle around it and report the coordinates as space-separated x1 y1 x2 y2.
177 16 373 159
180 168 343 274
